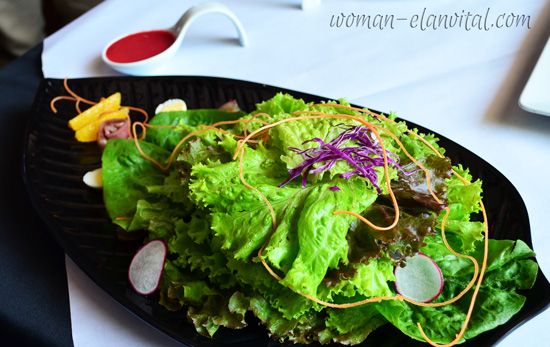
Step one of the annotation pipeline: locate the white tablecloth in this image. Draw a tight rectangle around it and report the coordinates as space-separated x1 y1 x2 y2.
42 0 550 345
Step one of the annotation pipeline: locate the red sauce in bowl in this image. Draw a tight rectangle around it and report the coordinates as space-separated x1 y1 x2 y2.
106 30 176 63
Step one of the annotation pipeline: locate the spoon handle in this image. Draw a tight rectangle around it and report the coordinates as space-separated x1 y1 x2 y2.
173 2 248 47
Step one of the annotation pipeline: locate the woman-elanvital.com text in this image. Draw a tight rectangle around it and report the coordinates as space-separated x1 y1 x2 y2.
330 8 532 31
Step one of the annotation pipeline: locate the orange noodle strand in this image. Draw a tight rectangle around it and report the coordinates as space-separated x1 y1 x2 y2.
63 78 96 105
127 105 149 123
50 95 77 114
75 98 83 114
114 216 130 221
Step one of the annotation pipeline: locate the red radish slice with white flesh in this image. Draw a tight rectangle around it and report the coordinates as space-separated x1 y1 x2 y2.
394 252 444 303
128 239 167 295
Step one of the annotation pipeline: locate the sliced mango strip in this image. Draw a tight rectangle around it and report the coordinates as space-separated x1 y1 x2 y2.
68 92 121 131
75 107 129 142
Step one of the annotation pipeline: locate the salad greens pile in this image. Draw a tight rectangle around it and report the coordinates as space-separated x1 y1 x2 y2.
101 94 538 345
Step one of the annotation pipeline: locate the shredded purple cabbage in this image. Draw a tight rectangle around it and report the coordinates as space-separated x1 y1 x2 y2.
329 186 341 191
279 126 413 193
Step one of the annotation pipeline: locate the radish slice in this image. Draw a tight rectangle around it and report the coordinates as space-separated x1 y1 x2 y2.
128 239 167 295
394 252 444 303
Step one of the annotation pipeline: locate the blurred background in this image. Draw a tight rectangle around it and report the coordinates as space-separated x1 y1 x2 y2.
0 0 101 67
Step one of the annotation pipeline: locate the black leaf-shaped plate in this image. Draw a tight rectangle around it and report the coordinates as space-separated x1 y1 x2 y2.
23 77 550 347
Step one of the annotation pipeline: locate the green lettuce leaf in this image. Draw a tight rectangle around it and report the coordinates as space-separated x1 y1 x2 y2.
247 295 324 344
321 305 387 345
102 139 170 228
160 261 247 337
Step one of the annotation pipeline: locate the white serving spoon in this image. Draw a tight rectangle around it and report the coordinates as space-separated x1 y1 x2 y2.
102 2 248 75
